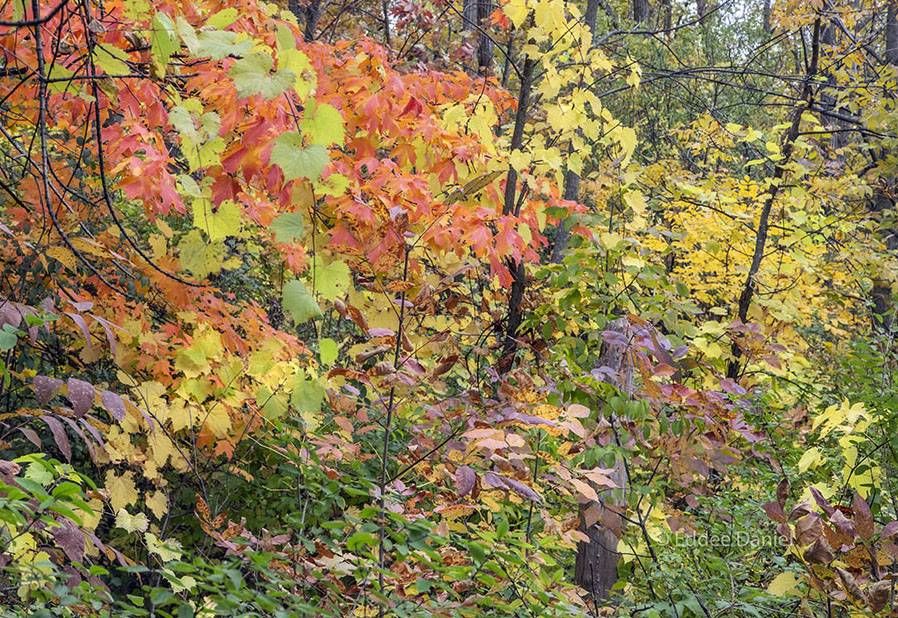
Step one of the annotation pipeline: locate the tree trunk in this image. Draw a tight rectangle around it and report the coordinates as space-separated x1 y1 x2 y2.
762 0 772 33
633 0 650 24
870 2 898 330
462 0 495 75
574 318 632 604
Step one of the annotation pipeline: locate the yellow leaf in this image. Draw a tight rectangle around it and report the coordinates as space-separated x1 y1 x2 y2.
146 490 168 519
45 245 78 271
105 470 139 512
767 571 802 597
145 532 183 562
798 447 822 473
115 508 149 533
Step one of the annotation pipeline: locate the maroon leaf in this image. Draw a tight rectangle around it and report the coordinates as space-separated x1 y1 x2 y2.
367 328 395 338
776 478 791 508
58 417 98 461
868 580 890 613
853 492 875 540
497 475 541 502
788 498 813 522
101 390 126 422
455 466 476 497
762 500 787 524
836 567 867 601
52 521 84 563
41 416 71 462
65 312 93 347
18 426 41 449
810 486 834 517
0 460 21 483
775 522 793 545
32 376 63 406
880 521 898 539
66 378 95 419
803 537 834 564
795 514 823 546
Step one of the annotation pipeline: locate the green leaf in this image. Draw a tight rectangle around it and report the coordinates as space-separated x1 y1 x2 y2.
256 386 288 420
282 279 322 324
290 370 325 427
229 52 294 100
0 326 18 351
271 134 329 181
192 199 242 242
178 229 226 278
319 338 338 365
206 8 238 29
94 44 130 76
197 30 252 61
301 100 344 146
175 17 199 55
269 212 305 244
315 259 351 302
151 12 178 67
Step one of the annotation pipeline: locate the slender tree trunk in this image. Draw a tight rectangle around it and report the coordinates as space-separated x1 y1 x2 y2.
727 19 821 379
499 56 536 373
762 0 772 33
574 318 631 604
462 0 495 75
870 1 898 330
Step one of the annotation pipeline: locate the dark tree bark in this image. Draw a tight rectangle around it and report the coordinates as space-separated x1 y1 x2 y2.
633 0 650 24
574 318 631 604
762 0 772 33
288 0 322 42
462 0 495 75
870 1 898 330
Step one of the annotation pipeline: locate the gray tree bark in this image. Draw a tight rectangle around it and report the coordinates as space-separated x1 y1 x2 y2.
574 318 631 604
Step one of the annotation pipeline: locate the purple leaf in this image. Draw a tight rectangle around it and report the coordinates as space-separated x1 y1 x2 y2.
368 328 395 338
455 466 476 497
602 330 629 346
880 521 898 539
101 390 126 422
66 378 95 419
41 416 71 462
65 313 93 348
52 521 84 563
762 500 787 523
498 475 541 502
809 486 834 516
18 427 41 449
0 301 24 328
33 376 63 406
853 492 875 540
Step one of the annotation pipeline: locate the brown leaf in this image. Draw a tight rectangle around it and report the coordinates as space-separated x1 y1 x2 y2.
763 500 787 524
571 478 599 503
455 466 476 497
52 521 84 563
776 478 791 508
803 538 834 564
853 492 875 541
795 514 823 546
788 498 814 521
836 567 867 602
810 486 834 517
868 580 891 613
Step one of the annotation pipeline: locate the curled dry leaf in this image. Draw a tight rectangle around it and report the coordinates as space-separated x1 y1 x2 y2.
455 466 476 497
836 567 867 602
868 580 891 613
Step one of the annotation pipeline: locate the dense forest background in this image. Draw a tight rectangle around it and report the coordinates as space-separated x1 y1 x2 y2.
2 0 898 616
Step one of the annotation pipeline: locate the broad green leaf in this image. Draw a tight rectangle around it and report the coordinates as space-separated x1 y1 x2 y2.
317 173 349 197
319 338 338 365
256 385 288 420
229 52 294 100
192 199 242 241
46 64 77 95
283 279 322 324
301 101 344 146
206 8 239 29
95 44 130 76
271 134 329 181
145 532 183 563
275 25 316 100
175 17 200 55
151 12 178 68
315 259 351 302
178 229 226 278
115 508 149 533
290 370 325 427
269 212 305 243
197 30 253 61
